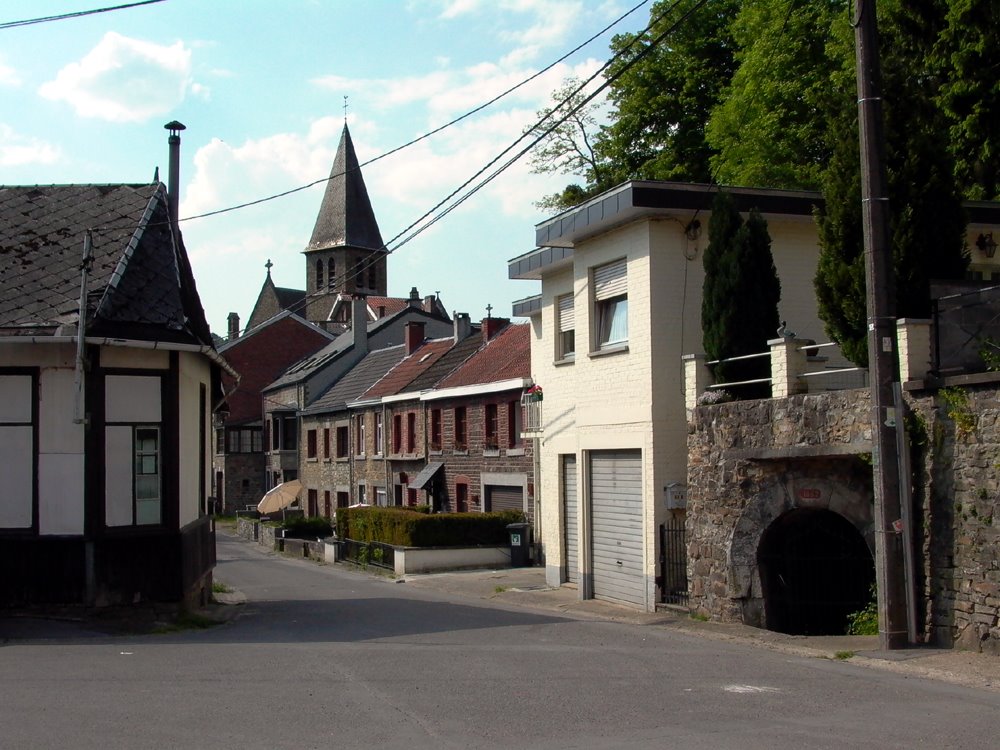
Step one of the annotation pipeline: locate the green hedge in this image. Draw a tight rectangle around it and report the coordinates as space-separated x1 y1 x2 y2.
336 507 525 547
280 515 333 538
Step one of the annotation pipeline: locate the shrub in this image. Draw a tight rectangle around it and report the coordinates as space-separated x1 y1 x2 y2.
337 507 525 547
281 515 332 539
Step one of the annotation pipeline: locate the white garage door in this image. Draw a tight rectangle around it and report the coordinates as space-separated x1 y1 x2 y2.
590 450 643 606
562 455 578 584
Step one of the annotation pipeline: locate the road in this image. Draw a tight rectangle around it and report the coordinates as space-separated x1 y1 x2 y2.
1 534 998 749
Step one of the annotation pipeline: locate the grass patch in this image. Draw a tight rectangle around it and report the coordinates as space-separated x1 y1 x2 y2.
211 581 232 594
152 611 221 634
689 612 709 622
834 650 856 661
493 585 508 594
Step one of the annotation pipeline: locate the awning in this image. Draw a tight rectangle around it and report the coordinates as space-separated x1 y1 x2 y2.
409 462 444 491
257 480 302 514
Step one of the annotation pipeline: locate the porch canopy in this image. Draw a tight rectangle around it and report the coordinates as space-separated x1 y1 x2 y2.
409 462 443 491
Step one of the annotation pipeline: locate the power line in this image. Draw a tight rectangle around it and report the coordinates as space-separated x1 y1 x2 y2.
0 0 166 29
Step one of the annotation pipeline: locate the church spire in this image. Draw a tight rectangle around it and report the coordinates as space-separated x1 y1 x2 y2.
306 123 384 254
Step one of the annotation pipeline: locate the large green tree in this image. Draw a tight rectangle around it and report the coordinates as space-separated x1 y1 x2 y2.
702 191 781 394
705 0 843 189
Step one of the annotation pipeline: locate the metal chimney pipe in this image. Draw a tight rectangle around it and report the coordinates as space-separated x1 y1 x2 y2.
164 120 186 230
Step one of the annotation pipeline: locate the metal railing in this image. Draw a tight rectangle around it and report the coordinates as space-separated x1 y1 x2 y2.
932 285 1000 376
339 538 395 570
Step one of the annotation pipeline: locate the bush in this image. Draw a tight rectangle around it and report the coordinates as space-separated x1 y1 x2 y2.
336 507 525 547
280 515 332 539
846 584 879 635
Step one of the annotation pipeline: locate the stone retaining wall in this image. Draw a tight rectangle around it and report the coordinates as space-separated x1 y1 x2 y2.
687 381 1000 653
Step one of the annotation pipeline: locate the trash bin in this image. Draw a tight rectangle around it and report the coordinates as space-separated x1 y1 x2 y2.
506 522 531 568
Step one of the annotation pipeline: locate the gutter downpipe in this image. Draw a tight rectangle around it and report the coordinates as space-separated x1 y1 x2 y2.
73 231 93 424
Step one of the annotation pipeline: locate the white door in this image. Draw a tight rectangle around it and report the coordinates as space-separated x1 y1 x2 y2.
589 450 643 606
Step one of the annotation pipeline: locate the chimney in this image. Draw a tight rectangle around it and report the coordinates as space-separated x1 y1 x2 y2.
482 316 509 345
352 294 368 355
408 286 421 308
453 312 471 344
405 321 426 355
164 121 186 232
227 312 240 340
423 295 436 313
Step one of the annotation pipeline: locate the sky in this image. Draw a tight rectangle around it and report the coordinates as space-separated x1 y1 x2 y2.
0 0 650 336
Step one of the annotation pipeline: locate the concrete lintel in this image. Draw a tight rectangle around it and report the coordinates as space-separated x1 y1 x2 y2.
725 442 872 461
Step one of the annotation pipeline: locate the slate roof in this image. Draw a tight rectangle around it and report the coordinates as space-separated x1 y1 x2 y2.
274 285 306 313
436 323 530 388
301 344 404 415
359 337 454 400
0 183 212 345
307 124 384 254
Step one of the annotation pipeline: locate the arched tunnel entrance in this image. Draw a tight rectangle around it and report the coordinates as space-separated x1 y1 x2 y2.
758 508 875 635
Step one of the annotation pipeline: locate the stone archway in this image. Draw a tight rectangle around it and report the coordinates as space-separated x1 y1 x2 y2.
726 459 875 631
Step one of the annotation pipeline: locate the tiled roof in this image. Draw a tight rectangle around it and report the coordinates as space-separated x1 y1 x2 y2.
306 124 384 253
359 337 454 399
274 286 306 313
402 327 482 392
302 345 404 415
367 296 409 318
0 183 211 345
436 323 530 388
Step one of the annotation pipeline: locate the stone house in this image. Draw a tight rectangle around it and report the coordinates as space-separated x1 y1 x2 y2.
0 127 228 607
213 310 334 512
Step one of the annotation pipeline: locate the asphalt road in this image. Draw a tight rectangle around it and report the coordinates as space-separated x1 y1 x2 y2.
2 535 998 750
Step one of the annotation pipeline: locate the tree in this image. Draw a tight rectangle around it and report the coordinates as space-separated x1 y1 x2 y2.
814 0 968 367
598 0 740 185
526 77 610 213
702 191 781 396
705 0 843 189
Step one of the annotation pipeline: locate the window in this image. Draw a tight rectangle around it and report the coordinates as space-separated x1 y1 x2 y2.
323 428 330 459
407 488 418 506
0 374 34 529
337 491 350 509
226 427 262 454
375 413 384 456
406 412 416 453
392 413 402 454
315 258 324 290
454 406 467 450
336 425 349 458
376 487 387 506
484 403 498 450
593 259 628 349
368 265 377 290
507 400 521 448
430 408 442 451
456 482 468 513
556 292 575 359
215 428 225 455
357 484 366 504
327 257 336 289
306 429 317 459
133 427 161 525
324 490 331 517
279 415 296 450
307 488 318 516
356 414 366 455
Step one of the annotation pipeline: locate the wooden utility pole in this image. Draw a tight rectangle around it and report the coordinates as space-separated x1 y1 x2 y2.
854 0 909 649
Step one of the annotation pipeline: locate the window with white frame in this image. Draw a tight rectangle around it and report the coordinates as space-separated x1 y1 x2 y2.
592 259 628 350
556 292 575 359
375 412 384 456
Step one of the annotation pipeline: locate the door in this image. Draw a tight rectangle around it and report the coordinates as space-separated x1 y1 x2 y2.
589 450 643 606
562 455 578 584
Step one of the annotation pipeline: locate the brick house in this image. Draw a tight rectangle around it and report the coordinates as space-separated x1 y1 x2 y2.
213 310 334 512
416 321 533 518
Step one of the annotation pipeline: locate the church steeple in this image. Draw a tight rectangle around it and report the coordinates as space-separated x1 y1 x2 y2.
304 124 387 323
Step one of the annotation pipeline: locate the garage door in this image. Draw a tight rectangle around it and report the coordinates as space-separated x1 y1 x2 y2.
562 455 578 584
485 485 523 513
590 450 643 606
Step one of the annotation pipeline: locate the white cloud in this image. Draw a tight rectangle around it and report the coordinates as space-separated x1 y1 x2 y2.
38 32 194 123
0 124 61 167
439 0 481 19
0 59 20 87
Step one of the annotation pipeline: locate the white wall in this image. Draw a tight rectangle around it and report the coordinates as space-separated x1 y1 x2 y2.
178 351 212 527
38 367 84 534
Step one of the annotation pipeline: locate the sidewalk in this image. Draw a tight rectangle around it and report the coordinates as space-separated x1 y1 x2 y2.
398 564 1000 692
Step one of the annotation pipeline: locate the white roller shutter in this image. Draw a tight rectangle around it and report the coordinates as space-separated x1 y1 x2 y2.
557 293 575 332
562 455 578 584
593 259 627 300
589 450 643 606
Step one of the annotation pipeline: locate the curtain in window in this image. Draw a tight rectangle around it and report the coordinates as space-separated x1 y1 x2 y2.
599 297 628 345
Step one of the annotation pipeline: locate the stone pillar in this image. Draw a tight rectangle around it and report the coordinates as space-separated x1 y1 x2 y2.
769 337 808 398
897 318 932 382
683 354 712 412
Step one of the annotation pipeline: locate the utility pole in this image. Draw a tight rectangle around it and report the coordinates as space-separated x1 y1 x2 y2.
854 0 909 649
